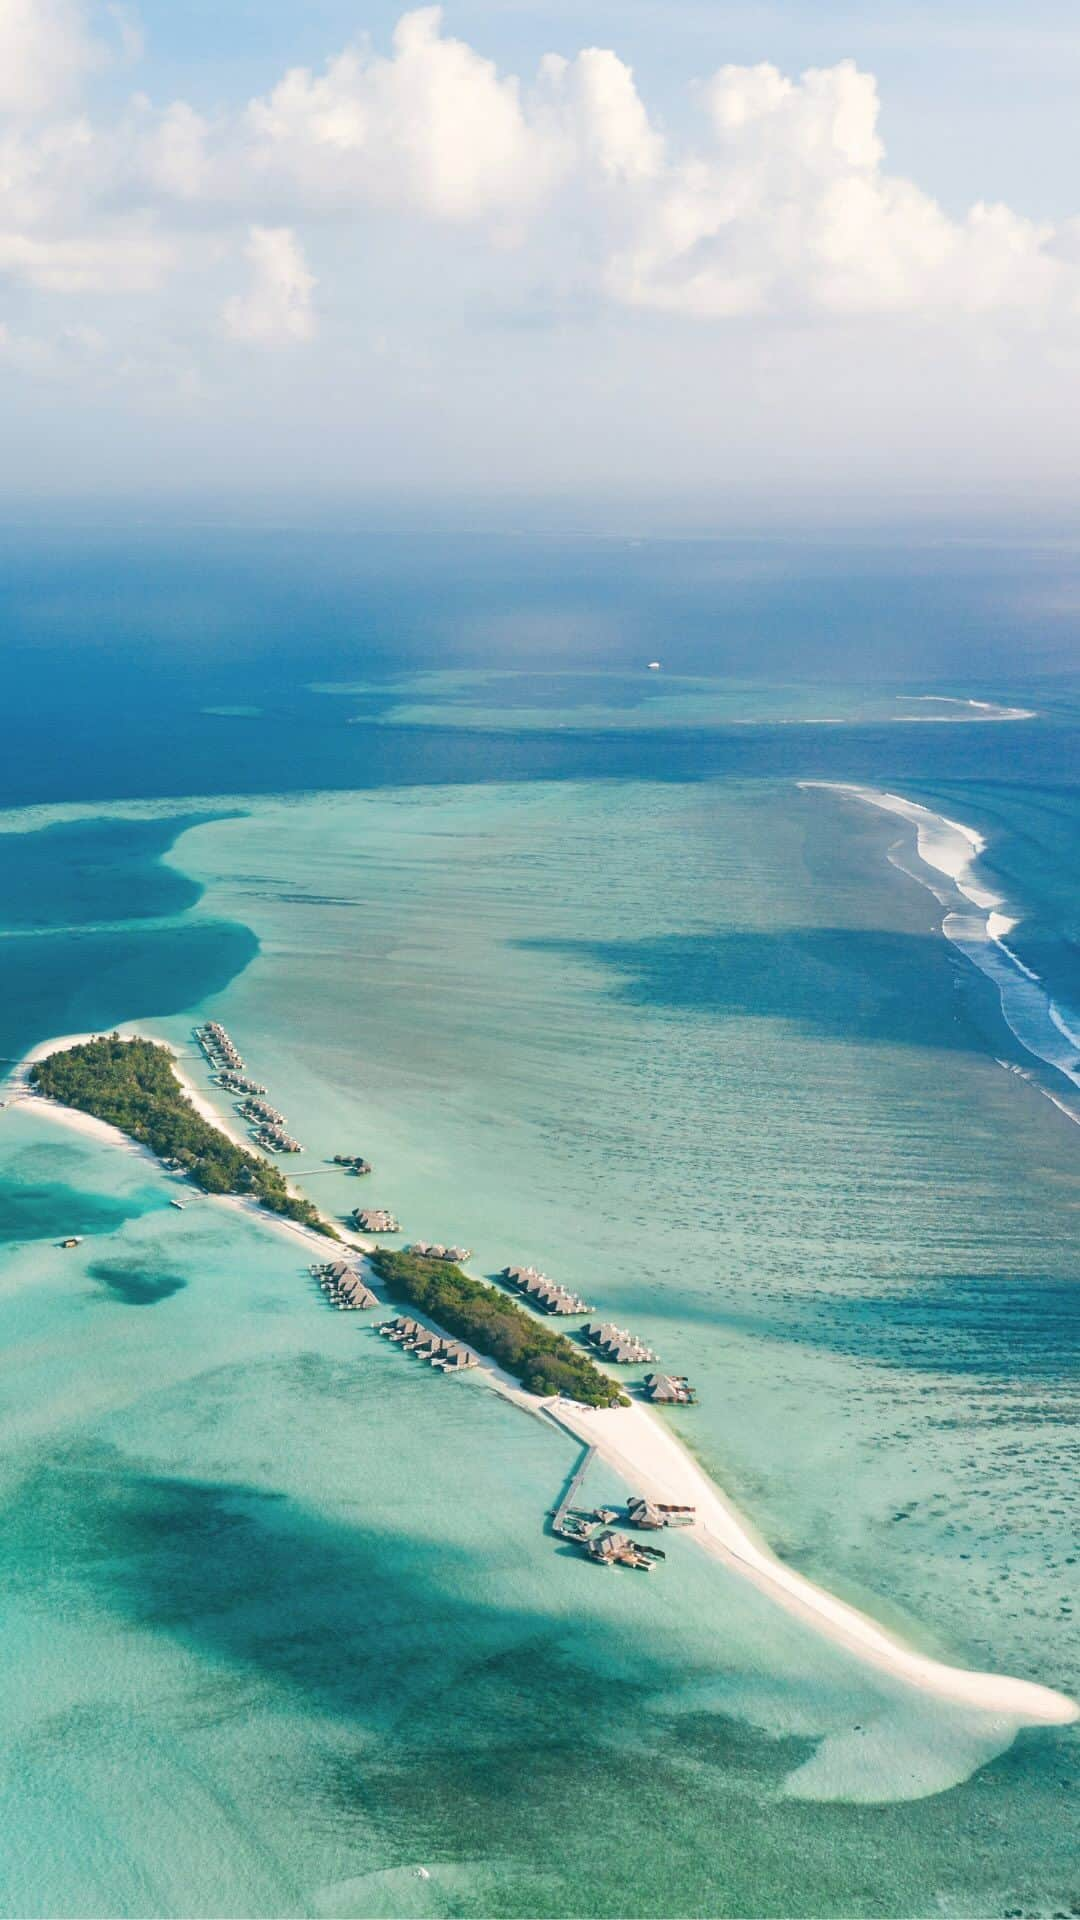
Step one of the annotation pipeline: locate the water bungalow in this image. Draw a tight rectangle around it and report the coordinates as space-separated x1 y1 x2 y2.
408 1241 472 1265
378 1317 478 1372
314 1259 379 1309
501 1265 592 1315
586 1529 665 1571
334 1155 373 1174
217 1071 267 1095
380 1316 422 1342
582 1323 658 1365
255 1130 303 1153
643 1371 697 1405
195 1022 245 1071
353 1208 400 1234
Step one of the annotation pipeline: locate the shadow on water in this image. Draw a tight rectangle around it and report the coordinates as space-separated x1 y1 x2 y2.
88 1259 188 1306
0 1176 144 1245
519 927 987 1052
12 1443 1079 1917
673 1274 1080 1383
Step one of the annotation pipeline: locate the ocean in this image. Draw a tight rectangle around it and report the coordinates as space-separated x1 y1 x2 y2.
0 531 1078 1918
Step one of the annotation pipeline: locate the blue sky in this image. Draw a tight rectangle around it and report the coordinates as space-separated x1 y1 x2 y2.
3 0 1080 521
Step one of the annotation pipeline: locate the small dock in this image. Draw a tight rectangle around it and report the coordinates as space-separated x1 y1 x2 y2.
551 1443 599 1538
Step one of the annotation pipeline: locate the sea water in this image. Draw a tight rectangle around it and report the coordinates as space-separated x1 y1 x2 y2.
2 527 1080 1920
1 713 1078 1916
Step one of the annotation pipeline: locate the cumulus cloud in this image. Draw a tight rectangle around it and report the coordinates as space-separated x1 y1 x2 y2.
2 4 1080 377
222 225 316 343
601 59 1069 319
0 0 100 115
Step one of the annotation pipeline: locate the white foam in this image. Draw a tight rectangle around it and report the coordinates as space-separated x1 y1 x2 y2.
804 782 1080 1117
895 695 1037 722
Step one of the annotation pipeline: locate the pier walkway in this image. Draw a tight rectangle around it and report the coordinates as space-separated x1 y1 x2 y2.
551 1443 598 1537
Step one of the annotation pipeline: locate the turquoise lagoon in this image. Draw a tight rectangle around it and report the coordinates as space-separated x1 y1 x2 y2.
1 761 1078 1917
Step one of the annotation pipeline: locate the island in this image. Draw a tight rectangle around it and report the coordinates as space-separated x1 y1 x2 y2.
31 1035 338 1238
370 1248 628 1408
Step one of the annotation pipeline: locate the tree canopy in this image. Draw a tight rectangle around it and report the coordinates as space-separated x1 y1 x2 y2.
371 1248 626 1407
32 1035 337 1238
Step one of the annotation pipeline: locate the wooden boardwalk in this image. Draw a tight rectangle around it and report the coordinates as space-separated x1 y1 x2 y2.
551 1443 598 1536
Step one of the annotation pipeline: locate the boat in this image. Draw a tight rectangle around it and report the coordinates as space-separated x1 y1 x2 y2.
169 1199 186 1210
59 1236 83 1249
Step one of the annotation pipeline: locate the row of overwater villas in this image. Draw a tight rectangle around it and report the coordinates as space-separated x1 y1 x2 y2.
313 1259 381 1310
195 1021 244 1072
408 1240 473 1264
379 1317 479 1371
583 1323 658 1365
501 1265 593 1316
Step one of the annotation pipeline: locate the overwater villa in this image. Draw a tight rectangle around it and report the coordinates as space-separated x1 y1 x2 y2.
334 1155 373 1174
582 1323 658 1365
407 1241 472 1264
217 1070 267 1095
352 1208 400 1234
500 1265 592 1315
586 1529 665 1571
314 1259 380 1310
378 1316 478 1372
195 1021 244 1071
255 1126 303 1153
643 1371 697 1405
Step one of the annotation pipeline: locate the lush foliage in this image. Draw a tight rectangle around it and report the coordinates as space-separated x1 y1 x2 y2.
32 1036 337 1237
370 1249 626 1406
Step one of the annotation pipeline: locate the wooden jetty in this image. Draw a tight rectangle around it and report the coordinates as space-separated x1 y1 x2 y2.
551 1443 599 1538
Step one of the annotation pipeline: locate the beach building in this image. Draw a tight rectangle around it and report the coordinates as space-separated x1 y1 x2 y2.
626 1495 695 1530
408 1241 472 1264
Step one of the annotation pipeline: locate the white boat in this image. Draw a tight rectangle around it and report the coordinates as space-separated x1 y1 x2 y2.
169 1199 186 1210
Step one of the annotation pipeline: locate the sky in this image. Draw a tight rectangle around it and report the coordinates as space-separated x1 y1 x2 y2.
3 0 1080 524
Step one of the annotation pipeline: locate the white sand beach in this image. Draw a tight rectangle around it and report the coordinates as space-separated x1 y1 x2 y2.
6 1030 373 1262
544 1397 1078 1725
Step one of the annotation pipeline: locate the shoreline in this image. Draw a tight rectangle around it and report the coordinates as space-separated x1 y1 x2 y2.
5 1029 1077 1731
6 1030 374 1263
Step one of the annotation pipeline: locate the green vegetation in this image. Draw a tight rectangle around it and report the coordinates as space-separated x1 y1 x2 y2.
370 1249 627 1407
32 1035 337 1238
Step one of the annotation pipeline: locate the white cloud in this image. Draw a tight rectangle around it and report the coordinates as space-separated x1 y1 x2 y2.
0 0 100 116
0 221 170 292
598 57 1075 320
222 224 316 344
245 7 555 221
